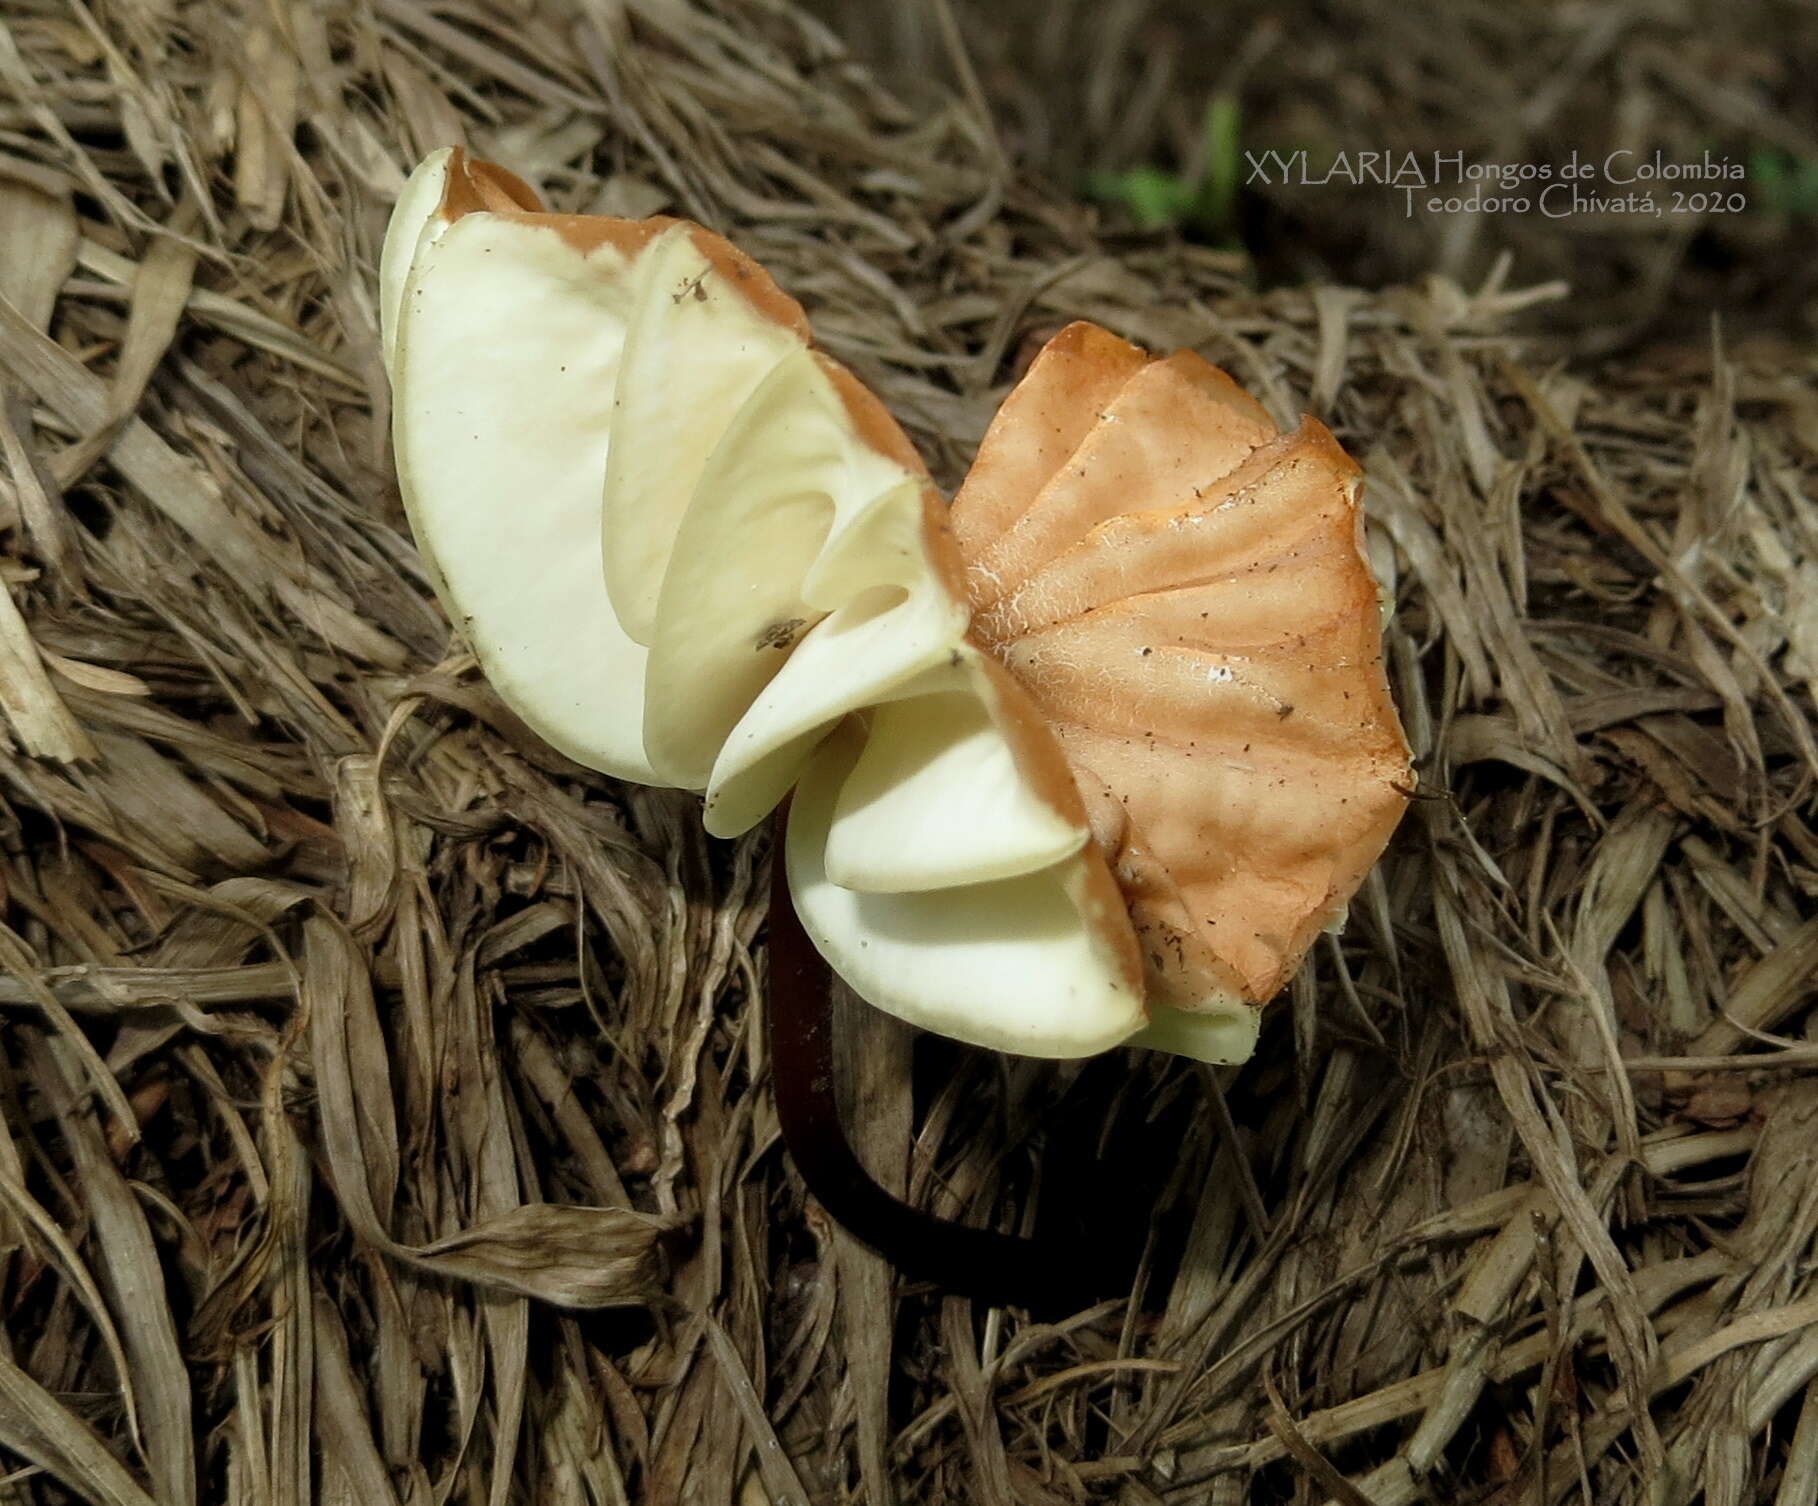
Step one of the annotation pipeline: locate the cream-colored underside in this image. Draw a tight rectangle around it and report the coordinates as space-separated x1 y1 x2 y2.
382 150 1153 1060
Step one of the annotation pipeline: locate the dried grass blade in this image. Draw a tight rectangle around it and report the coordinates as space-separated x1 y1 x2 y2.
0 959 298 1011
0 1162 142 1447
1262 1372 1375 1506
304 914 401 1227
0 570 93 760
704 1316 811 1506
0 927 133 1128
262 1086 315 1506
1690 915 1818 1057
1775 1378 1818 1506
233 25 300 231
311 1286 403 1506
414 1203 673 1307
58 218 198 485
0 182 75 332
0 177 82 570
32 1033 195 1506
0 1345 156 1506
832 982 911 1504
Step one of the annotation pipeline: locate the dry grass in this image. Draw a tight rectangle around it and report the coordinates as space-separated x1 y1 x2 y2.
816 0 1818 343
0 1 1814 1503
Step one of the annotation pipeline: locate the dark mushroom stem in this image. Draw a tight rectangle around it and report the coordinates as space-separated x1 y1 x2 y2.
765 808 1135 1318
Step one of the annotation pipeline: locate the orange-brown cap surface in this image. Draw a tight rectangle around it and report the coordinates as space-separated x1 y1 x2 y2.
952 323 1413 1016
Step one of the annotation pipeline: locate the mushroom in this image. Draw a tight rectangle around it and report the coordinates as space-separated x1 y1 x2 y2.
380 151 1409 1069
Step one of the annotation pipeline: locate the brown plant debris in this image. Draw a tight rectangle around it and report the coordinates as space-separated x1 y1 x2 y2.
0 1 1813 1503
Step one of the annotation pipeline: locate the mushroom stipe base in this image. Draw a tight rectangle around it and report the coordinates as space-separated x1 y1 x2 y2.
766 809 1142 1318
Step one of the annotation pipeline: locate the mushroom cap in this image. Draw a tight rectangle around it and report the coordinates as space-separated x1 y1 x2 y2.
382 153 1409 1064
951 322 1413 1025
